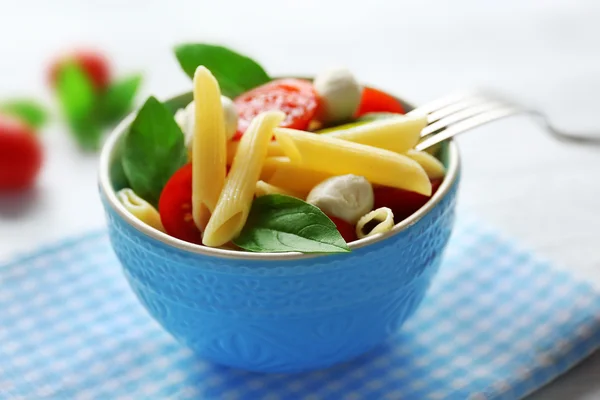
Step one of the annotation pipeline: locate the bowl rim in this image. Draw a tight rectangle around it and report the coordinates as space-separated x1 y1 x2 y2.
98 92 460 261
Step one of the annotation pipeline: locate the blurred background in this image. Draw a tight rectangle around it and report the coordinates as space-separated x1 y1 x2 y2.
1 1 599 398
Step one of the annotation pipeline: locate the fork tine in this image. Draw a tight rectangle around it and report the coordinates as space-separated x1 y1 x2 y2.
426 95 490 124
406 91 480 116
413 89 600 151
415 106 519 151
421 100 508 137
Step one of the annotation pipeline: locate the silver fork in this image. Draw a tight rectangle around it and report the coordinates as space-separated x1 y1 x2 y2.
408 90 600 151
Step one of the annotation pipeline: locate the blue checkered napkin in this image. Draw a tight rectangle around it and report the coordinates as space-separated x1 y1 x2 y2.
1 218 600 400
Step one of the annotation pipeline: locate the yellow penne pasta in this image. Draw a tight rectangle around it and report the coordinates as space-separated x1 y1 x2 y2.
227 140 283 165
203 111 285 247
260 157 332 197
117 189 165 232
406 150 446 179
356 207 395 239
192 66 227 232
227 115 427 163
255 180 298 198
274 128 432 196
320 115 427 153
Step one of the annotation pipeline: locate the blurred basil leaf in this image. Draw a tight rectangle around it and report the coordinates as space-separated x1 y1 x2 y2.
174 43 270 98
0 100 48 129
100 74 142 124
122 96 187 206
56 62 102 150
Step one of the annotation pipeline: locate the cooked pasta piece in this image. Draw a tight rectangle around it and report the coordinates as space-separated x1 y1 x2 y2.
203 111 285 247
117 188 165 232
255 180 298 198
356 207 395 239
274 128 432 196
191 66 227 232
406 150 446 179
227 140 283 165
260 157 332 197
320 114 427 153
226 115 426 163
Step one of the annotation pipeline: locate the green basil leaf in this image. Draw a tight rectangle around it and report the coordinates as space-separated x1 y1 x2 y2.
0 100 48 129
174 43 270 98
356 112 402 122
70 119 103 151
122 96 187 206
56 61 103 150
99 74 142 124
56 61 95 125
165 92 193 115
233 195 351 254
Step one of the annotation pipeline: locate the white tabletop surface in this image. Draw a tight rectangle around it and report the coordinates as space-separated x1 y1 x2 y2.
1 1 599 398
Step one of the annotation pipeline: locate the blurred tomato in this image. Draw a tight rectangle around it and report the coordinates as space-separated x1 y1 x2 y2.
0 114 43 191
49 49 111 91
234 79 319 140
354 87 405 117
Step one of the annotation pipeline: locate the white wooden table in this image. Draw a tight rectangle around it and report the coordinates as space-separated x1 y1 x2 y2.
1 1 599 398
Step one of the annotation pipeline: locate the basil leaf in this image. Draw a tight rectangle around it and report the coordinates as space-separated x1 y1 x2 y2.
356 112 402 122
122 96 187 206
100 74 142 124
0 100 48 129
234 195 351 254
174 43 270 98
56 62 102 150
71 119 103 151
56 62 95 126
165 92 193 114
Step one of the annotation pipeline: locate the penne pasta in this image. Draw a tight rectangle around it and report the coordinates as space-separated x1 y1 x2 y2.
227 140 283 165
191 66 228 232
255 180 298 198
318 115 427 154
260 156 332 197
406 150 446 179
117 188 165 232
227 115 426 164
274 128 432 196
356 207 395 239
203 111 285 247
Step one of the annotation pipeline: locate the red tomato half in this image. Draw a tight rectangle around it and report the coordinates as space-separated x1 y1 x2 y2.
49 49 111 91
233 79 319 140
158 163 203 245
354 87 405 117
328 215 357 244
373 178 443 222
0 114 43 191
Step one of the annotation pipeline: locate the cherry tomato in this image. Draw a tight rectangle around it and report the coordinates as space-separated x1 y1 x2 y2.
49 49 111 91
373 178 443 222
328 215 357 244
354 87 405 117
0 114 43 191
158 163 203 244
233 79 319 140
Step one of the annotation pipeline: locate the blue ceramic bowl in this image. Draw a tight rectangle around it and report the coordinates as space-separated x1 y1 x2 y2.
98 92 460 373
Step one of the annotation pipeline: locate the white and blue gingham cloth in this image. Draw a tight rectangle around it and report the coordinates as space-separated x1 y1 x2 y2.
1 217 600 400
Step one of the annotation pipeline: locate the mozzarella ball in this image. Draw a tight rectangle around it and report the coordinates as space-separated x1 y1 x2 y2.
313 67 362 124
306 175 374 224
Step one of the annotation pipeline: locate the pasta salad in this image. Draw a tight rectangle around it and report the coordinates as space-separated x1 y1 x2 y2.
115 44 445 254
